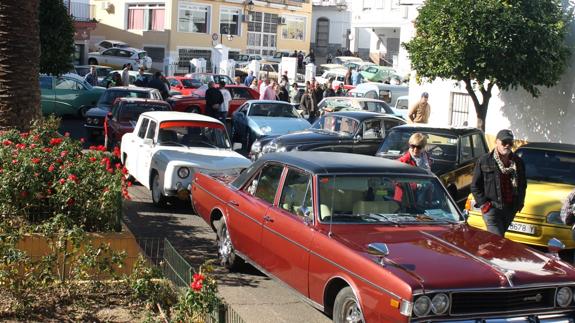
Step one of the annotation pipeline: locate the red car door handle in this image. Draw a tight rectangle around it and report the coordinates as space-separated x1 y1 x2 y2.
229 200 239 207
263 216 274 223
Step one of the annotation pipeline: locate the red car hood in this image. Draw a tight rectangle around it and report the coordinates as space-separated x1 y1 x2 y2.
327 224 575 291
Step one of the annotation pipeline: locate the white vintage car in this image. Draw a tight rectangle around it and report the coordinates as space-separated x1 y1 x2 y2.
121 111 251 207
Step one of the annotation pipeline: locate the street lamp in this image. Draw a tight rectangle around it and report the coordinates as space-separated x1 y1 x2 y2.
246 0 254 12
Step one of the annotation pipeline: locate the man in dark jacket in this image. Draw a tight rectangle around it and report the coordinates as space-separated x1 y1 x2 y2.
471 129 527 236
323 82 336 98
205 81 223 119
299 88 314 122
148 72 170 100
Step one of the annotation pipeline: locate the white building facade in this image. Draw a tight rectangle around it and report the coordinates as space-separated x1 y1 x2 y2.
310 0 352 61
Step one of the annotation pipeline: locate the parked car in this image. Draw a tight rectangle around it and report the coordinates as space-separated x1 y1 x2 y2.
104 98 171 149
183 73 233 86
191 151 575 323
84 87 163 138
333 56 363 65
121 111 251 207
88 47 152 70
234 53 263 68
252 111 406 160
316 63 346 76
231 100 311 150
376 124 489 206
393 95 409 119
360 65 402 83
315 69 348 88
166 76 203 96
238 61 305 83
342 60 376 72
40 74 106 117
349 83 409 107
268 51 291 63
466 142 575 254
166 85 259 116
95 40 128 53
74 65 113 84
317 97 397 117
100 71 180 96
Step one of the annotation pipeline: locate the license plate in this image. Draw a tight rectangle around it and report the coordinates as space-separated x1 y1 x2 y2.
508 222 536 235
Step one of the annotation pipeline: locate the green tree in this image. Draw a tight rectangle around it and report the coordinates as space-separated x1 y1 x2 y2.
0 0 41 130
39 0 75 76
404 0 572 131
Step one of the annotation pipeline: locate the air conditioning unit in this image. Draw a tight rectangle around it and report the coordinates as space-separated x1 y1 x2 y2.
279 17 287 25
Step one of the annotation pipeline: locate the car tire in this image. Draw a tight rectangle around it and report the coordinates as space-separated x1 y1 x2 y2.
122 155 135 182
151 172 167 207
216 220 243 271
186 106 200 114
78 106 90 119
88 58 98 65
333 287 364 323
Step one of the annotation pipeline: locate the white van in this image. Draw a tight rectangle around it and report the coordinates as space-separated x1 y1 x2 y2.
348 83 409 107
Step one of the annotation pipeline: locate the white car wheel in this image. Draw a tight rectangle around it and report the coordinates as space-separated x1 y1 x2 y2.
151 172 167 207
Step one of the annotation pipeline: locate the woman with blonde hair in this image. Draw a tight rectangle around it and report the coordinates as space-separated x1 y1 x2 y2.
398 133 431 170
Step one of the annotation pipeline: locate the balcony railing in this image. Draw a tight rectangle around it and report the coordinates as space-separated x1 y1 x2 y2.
63 0 95 22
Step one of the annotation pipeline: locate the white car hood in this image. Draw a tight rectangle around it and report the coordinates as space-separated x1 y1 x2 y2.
155 147 251 170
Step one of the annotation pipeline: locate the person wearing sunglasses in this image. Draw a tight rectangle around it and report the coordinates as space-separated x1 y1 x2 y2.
471 129 527 236
398 133 432 171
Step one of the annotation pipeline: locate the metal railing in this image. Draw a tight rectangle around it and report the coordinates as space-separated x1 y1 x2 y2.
64 0 95 22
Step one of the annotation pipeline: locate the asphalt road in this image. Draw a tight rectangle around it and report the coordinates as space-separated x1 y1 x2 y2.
124 185 331 323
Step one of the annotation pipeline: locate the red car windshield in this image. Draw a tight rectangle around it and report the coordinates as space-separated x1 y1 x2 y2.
317 175 460 224
158 121 230 149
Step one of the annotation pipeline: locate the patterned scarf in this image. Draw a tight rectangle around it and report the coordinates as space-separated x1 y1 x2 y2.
493 150 518 189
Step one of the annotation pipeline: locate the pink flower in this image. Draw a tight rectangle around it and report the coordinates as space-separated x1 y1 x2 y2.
60 150 68 158
68 174 79 183
48 164 55 172
30 144 37 149
31 158 41 164
3 139 13 146
59 178 66 185
64 132 70 137
79 138 85 143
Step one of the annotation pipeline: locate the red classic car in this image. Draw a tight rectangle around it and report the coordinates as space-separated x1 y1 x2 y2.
166 76 203 96
166 85 259 117
191 152 575 322
104 98 171 149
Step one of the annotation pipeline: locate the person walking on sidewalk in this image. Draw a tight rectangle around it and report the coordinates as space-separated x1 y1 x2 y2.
205 81 223 119
408 92 431 124
471 129 527 237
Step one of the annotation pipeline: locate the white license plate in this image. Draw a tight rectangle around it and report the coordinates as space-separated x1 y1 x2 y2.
508 222 536 235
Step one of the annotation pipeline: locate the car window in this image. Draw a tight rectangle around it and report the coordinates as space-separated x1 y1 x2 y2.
151 90 162 100
471 133 487 157
100 41 111 49
383 119 403 133
137 118 150 138
460 135 473 162
138 52 147 59
517 148 575 185
366 67 378 73
237 103 248 114
97 68 112 77
120 103 170 122
248 103 300 118
378 90 391 103
364 91 378 100
362 119 384 140
168 79 180 87
230 87 255 100
103 49 118 56
55 78 81 90
146 120 157 140
118 49 133 58
39 76 53 90
279 169 313 220
247 164 284 205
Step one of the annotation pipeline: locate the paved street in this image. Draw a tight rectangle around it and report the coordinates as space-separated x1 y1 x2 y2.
124 185 331 323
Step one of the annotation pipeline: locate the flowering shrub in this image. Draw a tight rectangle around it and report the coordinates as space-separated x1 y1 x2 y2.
173 261 219 322
0 117 129 232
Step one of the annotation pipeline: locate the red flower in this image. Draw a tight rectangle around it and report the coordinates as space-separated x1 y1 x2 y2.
59 178 66 185
20 132 29 138
80 138 85 143
64 132 70 137
30 144 37 149
68 174 79 183
193 273 205 281
43 147 52 153
55 158 63 164
48 164 55 172
121 167 128 175
33 135 40 141
66 198 75 206
31 158 41 164
3 139 13 146
49 138 63 146
89 157 97 162
127 181 132 187
16 143 26 150
60 150 68 158
115 162 122 169
19 191 29 198
191 280 203 291
46 189 53 195
113 146 121 158
103 187 110 193
11 159 17 164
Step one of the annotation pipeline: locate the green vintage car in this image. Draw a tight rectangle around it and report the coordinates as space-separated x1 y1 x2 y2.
40 74 106 117
360 65 402 83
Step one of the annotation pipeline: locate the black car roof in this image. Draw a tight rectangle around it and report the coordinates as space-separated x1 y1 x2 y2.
328 111 403 122
256 152 431 175
106 86 157 93
517 142 575 152
390 124 483 136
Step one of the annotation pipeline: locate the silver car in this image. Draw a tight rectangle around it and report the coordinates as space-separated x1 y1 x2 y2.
88 47 152 70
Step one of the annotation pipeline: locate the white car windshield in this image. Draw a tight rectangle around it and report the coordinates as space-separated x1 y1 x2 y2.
311 115 359 137
157 121 230 149
318 175 460 224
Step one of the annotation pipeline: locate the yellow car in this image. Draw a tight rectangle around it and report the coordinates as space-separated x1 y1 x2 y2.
466 142 575 251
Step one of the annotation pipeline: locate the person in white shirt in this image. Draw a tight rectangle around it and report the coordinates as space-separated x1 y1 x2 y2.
259 78 270 100
219 80 232 134
121 64 131 86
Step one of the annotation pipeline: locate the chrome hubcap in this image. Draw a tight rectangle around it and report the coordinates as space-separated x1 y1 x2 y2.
343 299 363 323
219 226 232 264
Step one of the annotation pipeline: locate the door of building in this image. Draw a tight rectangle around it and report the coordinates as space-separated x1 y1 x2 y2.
316 18 329 57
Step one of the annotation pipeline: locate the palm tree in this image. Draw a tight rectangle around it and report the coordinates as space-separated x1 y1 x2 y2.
0 0 41 131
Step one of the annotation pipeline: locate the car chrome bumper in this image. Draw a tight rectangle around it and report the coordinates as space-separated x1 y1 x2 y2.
425 313 574 323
